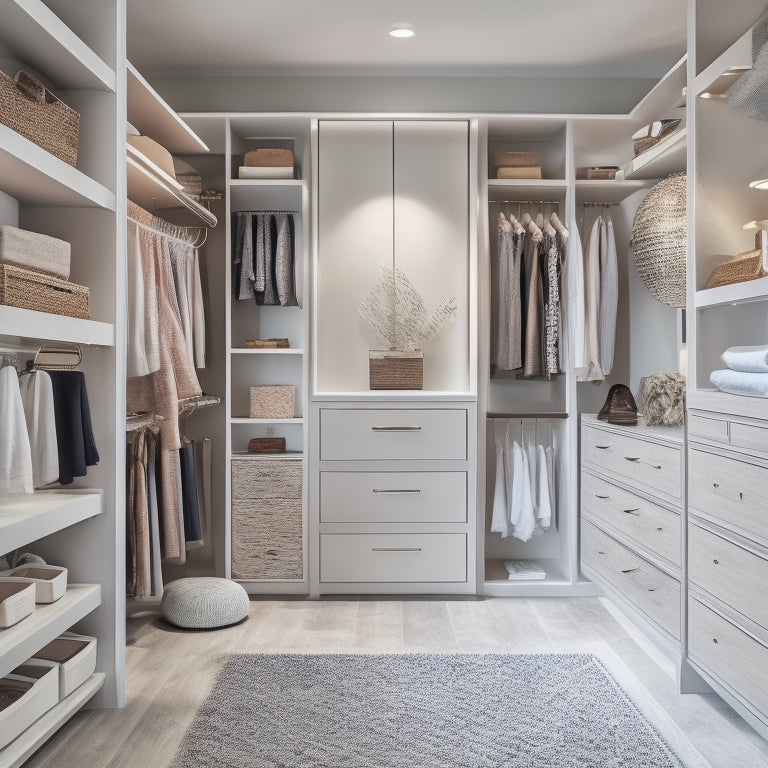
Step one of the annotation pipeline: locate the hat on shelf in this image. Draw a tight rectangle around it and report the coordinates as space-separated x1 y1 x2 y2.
127 133 179 188
726 11 768 120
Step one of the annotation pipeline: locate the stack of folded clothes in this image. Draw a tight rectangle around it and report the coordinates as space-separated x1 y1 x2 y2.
710 345 768 397
238 148 294 179
492 151 541 179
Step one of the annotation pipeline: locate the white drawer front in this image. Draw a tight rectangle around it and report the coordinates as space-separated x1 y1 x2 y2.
582 425 681 501
581 519 680 641
320 472 467 523
689 598 768 722
320 409 467 461
689 524 768 632
688 413 729 444
689 449 768 546
581 472 680 566
729 421 768 454
320 533 466 582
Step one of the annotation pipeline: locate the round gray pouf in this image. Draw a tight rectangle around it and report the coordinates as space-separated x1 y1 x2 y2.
161 577 249 629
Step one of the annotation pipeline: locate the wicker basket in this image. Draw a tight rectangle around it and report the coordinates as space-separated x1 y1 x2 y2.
705 250 766 288
0 70 79 166
0 264 89 319
249 385 295 418
369 350 424 390
247 437 286 453
631 173 687 309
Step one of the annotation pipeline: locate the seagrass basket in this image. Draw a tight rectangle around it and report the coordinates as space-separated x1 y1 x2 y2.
0 264 89 319
369 350 423 390
249 385 295 418
0 70 79 166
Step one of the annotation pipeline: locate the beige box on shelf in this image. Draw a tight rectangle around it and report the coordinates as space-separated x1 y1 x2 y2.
0 666 59 750
249 385 296 419
0 582 35 628
369 350 424 390
32 632 97 700
0 264 90 319
0 565 67 604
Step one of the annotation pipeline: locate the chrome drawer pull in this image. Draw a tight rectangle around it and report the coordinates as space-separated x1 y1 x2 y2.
713 483 719 489
372 489 421 495
595 445 610 450
624 456 662 469
713 559 719 565
371 547 422 552
621 567 639 574
595 494 610 500
623 508 640 516
371 425 422 432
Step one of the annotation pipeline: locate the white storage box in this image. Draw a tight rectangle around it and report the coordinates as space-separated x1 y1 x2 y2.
0 665 58 750
0 582 35 628
32 632 97 699
10 663 58 719
0 565 68 603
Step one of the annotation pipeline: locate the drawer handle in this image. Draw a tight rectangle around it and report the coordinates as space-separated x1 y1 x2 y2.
595 494 610 500
371 426 422 432
623 508 640 516
372 488 422 495
624 456 662 469
713 559 719 565
656 527 663 532
713 638 718 644
621 567 639 574
371 547 422 552
595 445 610 450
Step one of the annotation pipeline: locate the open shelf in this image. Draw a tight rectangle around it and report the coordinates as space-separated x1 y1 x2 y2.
0 490 103 555
0 584 100 680
694 27 751 97
0 673 104 768
575 179 651 203
230 348 304 355
0 0 115 91
229 179 304 212
127 62 208 154
688 388 768 421
695 276 768 308
312 392 476 402
231 451 304 459
230 417 304 424
620 128 687 181
488 179 568 202
0 306 114 347
0 124 116 209
481 559 589 597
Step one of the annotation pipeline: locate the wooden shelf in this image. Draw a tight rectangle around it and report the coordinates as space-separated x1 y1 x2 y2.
695 276 768 308
127 62 208 154
0 306 114 347
0 490 103 555
488 179 568 202
694 27 751 97
231 451 303 459
0 673 104 768
0 124 116 209
312 392 476 402
229 179 304 212
230 348 304 355
481 559 588 597
230 417 304 424
688 388 768 421
620 128 687 181
0 584 100 680
575 179 651 203
0 0 115 91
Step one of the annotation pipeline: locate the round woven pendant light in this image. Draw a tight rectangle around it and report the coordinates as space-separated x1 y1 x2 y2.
631 172 687 309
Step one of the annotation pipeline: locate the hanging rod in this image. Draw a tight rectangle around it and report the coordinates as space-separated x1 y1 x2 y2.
489 199 561 205
0 344 38 355
579 201 619 207
486 412 568 420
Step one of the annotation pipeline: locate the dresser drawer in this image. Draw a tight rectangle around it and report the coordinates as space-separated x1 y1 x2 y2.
320 533 466 582
581 472 680 566
320 409 467 461
688 413 729 444
320 471 466 523
582 425 681 501
688 449 768 546
689 598 768 722
232 458 302 500
689 524 768 632
729 421 768 454
581 519 680 640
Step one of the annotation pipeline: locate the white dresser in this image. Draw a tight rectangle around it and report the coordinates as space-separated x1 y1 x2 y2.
580 414 684 653
686 410 768 737
310 401 477 595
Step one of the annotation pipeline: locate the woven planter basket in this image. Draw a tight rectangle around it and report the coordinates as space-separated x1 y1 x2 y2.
0 264 89 319
249 385 295 418
631 173 687 309
0 70 79 166
369 350 423 390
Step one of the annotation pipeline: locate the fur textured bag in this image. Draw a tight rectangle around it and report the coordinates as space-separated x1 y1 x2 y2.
636 372 686 426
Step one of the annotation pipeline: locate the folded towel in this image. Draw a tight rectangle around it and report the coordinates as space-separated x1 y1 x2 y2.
244 148 294 167
721 344 768 373
238 166 294 180
710 368 768 397
0 226 70 279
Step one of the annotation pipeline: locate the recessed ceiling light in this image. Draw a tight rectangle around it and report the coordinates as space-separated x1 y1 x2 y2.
389 24 415 38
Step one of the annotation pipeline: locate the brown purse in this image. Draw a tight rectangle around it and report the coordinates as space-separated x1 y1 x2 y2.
597 384 638 426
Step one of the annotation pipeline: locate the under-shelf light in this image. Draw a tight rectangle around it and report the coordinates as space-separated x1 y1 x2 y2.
699 66 750 99
389 23 415 38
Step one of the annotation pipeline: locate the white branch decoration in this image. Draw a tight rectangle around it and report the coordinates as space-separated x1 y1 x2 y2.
358 264 457 352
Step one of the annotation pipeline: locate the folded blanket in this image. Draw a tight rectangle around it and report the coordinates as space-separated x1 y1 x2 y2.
721 344 768 373
0 226 70 279
244 148 294 167
238 166 293 179
710 368 768 397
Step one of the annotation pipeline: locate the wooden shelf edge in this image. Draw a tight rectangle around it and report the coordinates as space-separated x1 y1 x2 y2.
0 306 114 347
620 127 687 181
694 276 768 308
0 674 105 768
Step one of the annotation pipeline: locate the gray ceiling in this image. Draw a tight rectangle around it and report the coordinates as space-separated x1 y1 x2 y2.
126 0 687 79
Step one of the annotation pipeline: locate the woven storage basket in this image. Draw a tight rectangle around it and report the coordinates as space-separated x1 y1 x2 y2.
249 385 295 418
496 166 542 179
369 350 423 390
0 226 71 279
0 264 89 319
631 173 687 309
0 70 79 166
705 249 766 288
231 458 302 580
248 437 286 453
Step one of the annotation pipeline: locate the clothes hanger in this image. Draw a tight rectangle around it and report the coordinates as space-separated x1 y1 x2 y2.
550 212 569 238
24 343 82 374
521 213 543 241
508 213 525 235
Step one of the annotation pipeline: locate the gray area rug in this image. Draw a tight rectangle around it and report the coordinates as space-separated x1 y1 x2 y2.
171 653 701 768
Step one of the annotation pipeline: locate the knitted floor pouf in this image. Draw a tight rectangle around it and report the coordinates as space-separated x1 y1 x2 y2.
160 577 249 629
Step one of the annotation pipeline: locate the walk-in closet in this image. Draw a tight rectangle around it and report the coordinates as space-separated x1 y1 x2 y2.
2 1 768 766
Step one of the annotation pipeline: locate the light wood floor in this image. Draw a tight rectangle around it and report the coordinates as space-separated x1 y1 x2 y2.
24 597 768 767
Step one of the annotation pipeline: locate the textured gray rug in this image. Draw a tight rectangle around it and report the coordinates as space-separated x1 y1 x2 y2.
171 653 705 768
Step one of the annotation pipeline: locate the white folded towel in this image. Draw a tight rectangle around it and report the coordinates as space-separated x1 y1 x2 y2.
710 368 768 397
721 345 768 373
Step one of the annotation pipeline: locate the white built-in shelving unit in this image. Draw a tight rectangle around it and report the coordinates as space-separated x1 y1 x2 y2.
0 0 125 763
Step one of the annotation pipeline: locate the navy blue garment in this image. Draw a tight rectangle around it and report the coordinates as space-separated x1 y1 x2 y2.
179 440 202 545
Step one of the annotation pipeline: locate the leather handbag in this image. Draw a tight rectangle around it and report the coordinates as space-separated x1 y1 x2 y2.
597 384 638 426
